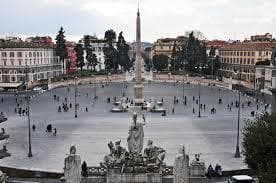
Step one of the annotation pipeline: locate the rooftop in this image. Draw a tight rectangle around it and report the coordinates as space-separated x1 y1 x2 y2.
0 41 54 49
219 42 272 51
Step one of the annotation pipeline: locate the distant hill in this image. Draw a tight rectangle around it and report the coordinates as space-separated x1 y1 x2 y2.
129 42 153 50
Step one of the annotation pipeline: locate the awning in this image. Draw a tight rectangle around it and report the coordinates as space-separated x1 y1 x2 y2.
0 82 23 88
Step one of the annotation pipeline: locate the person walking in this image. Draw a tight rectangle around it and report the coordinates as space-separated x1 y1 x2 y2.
142 114 146 122
32 124 36 131
53 128 57 136
81 161 88 178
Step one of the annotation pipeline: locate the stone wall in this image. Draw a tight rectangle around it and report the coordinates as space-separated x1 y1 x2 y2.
107 169 162 183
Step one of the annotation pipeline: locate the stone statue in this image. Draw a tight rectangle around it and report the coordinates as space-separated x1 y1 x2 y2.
143 140 166 166
103 140 127 167
174 145 189 183
64 145 81 183
0 171 9 183
127 113 144 154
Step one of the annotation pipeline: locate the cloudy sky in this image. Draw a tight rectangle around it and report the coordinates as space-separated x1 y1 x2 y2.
1 0 276 42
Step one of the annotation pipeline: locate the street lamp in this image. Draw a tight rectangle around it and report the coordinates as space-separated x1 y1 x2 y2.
198 82 201 118
74 76 78 118
182 61 186 101
234 63 242 158
25 63 32 157
92 75 97 99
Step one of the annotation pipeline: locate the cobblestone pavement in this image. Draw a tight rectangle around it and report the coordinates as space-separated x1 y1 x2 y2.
0 81 270 172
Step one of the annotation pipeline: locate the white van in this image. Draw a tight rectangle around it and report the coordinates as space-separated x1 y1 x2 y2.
228 175 256 183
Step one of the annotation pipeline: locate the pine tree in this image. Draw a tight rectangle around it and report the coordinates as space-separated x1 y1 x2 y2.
103 29 118 72
117 31 131 71
83 35 98 71
74 43 85 73
152 54 169 71
55 27 68 73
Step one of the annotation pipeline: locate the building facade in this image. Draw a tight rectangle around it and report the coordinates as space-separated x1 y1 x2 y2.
218 42 272 82
66 42 77 74
152 36 188 58
255 65 276 94
250 33 273 42
0 41 62 90
272 43 276 67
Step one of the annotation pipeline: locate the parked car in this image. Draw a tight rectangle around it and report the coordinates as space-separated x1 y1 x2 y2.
33 86 42 91
228 175 256 183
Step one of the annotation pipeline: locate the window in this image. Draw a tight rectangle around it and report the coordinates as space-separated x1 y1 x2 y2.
34 60 36 65
1 52 7 57
248 52 250 56
259 51 262 56
247 58 250 65
3 60 6 66
17 52 22 57
10 52 14 57
237 52 239 56
252 52 255 56
19 60 22 66
244 52 247 56
11 59 14 65
11 76 16 82
40 52 42 57
37 52 39 57
29 52 32 57
240 52 243 56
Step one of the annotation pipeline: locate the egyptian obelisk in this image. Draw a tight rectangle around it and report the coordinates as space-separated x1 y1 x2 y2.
134 7 144 106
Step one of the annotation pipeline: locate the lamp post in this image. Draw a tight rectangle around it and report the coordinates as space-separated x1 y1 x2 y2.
93 75 97 99
234 63 242 158
174 58 176 86
198 82 201 118
182 73 185 100
74 76 78 118
25 63 32 157
182 61 186 100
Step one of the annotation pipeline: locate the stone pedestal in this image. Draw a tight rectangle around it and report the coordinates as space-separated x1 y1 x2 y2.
189 161 205 177
134 84 144 105
107 169 162 183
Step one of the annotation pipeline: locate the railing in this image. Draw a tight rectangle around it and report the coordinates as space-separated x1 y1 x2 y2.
86 166 174 176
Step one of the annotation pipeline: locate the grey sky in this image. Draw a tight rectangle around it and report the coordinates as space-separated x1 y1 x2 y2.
1 0 276 42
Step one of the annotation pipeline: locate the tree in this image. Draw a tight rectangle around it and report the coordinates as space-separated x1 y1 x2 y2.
104 29 116 47
242 114 276 183
170 42 186 72
55 27 68 73
83 35 98 71
117 31 131 71
103 29 118 72
152 54 169 71
74 44 85 73
90 53 99 71
185 31 208 73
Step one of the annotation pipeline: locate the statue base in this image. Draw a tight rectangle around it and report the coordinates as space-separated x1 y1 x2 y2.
106 168 162 183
